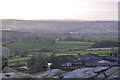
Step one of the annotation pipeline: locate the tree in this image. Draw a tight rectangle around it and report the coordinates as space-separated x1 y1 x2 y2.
28 53 47 73
40 48 53 52
47 55 61 68
92 40 118 48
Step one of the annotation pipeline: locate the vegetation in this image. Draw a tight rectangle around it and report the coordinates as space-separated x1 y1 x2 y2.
28 55 47 73
2 20 118 35
92 40 118 48
56 50 114 56
5 41 93 55
9 57 30 62
1 19 118 79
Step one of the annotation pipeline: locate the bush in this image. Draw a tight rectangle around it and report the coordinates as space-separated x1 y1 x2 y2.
40 48 54 52
92 40 118 48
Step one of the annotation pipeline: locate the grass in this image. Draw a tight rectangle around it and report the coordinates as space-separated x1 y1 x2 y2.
33 71 45 76
8 49 113 66
56 50 114 56
8 57 30 62
56 54 78 56
56 41 93 49
5 40 115 71
8 57 29 66
5 41 93 54
6 42 54 53
99 54 108 56
8 61 27 66
8 52 50 66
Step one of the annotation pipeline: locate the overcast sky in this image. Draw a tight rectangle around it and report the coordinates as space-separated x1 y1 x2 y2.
0 0 119 20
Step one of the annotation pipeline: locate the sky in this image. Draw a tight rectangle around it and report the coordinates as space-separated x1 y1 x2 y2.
0 0 119 21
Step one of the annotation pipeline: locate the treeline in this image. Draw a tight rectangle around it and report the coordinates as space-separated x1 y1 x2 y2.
2 36 56 43
28 53 74 73
3 30 118 43
92 40 118 48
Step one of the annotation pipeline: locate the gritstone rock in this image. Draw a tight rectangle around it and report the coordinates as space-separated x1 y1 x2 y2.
0 45 9 70
36 69 65 78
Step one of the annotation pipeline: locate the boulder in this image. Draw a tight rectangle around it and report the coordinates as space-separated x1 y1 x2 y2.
64 68 97 78
2 72 32 78
93 67 109 73
107 67 120 78
52 76 59 78
105 67 118 77
107 70 119 78
0 46 9 70
97 73 106 78
1 46 9 58
2 67 18 73
36 69 65 78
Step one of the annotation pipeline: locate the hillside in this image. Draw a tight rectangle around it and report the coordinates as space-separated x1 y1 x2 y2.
1 19 118 35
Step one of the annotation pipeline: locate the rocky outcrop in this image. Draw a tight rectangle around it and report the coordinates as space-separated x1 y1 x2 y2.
93 67 109 73
1 46 33 79
2 72 32 78
63 68 97 78
36 67 119 79
0 46 9 69
2 67 33 78
97 67 120 79
36 69 65 78
63 67 112 78
2 67 119 79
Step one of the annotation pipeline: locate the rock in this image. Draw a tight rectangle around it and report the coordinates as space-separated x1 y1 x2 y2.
0 46 9 69
107 69 120 78
1 46 9 58
52 76 59 78
105 67 118 77
94 67 109 73
2 67 33 79
84 69 98 78
2 73 7 78
2 72 32 78
2 67 18 73
36 69 65 78
97 73 106 78
64 68 97 78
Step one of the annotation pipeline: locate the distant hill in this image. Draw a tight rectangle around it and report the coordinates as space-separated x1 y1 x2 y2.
1 19 118 35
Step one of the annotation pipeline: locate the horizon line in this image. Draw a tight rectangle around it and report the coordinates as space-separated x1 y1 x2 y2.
0 19 118 21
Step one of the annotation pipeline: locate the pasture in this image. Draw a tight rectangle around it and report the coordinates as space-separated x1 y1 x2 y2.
56 50 114 56
5 41 94 54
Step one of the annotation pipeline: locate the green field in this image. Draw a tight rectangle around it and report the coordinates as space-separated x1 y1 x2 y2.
56 50 114 56
6 41 93 66
9 57 30 62
5 40 116 70
5 41 94 54
59 50 114 54
8 49 113 67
